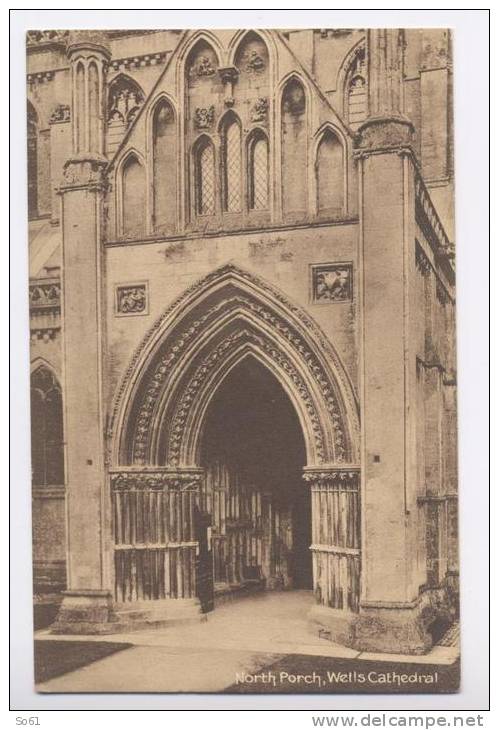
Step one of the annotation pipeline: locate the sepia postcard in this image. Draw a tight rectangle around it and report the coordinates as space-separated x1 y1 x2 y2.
27 26 460 694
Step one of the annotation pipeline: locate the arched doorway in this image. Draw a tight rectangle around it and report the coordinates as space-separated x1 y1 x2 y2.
111 264 360 616
200 355 311 596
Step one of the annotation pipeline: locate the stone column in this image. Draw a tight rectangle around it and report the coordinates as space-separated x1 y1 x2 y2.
354 29 431 653
52 33 114 633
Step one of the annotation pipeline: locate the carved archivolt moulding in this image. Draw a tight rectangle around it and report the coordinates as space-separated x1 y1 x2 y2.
111 264 360 469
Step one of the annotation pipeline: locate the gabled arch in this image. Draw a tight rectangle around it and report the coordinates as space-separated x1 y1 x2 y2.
111 264 360 468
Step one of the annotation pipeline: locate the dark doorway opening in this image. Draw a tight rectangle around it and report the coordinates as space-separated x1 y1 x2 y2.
200 355 312 594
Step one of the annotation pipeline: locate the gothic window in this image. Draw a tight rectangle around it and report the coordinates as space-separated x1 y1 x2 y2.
27 102 38 218
316 129 344 216
194 138 216 216
281 77 307 219
345 47 367 127
248 131 269 210
221 116 242 213
152 99 177 233
122 154 146 238
107 75 145 156
30 366 64 487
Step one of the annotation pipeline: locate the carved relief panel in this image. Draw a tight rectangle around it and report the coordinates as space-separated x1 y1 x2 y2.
311 263 353 303
115 283 148 316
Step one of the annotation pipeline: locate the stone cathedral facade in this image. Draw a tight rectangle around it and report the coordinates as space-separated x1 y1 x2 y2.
27 28 457 653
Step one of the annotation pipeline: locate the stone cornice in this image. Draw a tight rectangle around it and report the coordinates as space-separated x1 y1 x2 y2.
105 216 360 248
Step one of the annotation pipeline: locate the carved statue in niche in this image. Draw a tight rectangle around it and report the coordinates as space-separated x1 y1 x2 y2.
246 49 265 73
195 55 215 77
349 45 366 79
194 106 215 130
251 97 268 122
108 77 144 127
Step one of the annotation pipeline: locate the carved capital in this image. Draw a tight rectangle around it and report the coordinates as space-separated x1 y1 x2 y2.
59 154 107 192
355 116 415 153
110 468 204 492
218 66 239 84
303 466 360 489
66 31 111 61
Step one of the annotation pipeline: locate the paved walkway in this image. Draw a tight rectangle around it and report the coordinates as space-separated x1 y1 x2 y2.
35 591 459 693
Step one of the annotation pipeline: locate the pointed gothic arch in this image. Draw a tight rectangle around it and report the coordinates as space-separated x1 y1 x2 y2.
111 264 359 468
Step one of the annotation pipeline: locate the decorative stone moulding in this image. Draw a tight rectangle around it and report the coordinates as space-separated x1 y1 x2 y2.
29 280 61 311
109 264 360 469
49 104 71 124
26 30 69 49
115 283 148 316
109 51 169 72
311 263 353 303
27 71 55 86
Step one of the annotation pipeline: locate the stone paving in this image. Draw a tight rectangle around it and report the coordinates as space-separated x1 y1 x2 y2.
34 591 460 693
